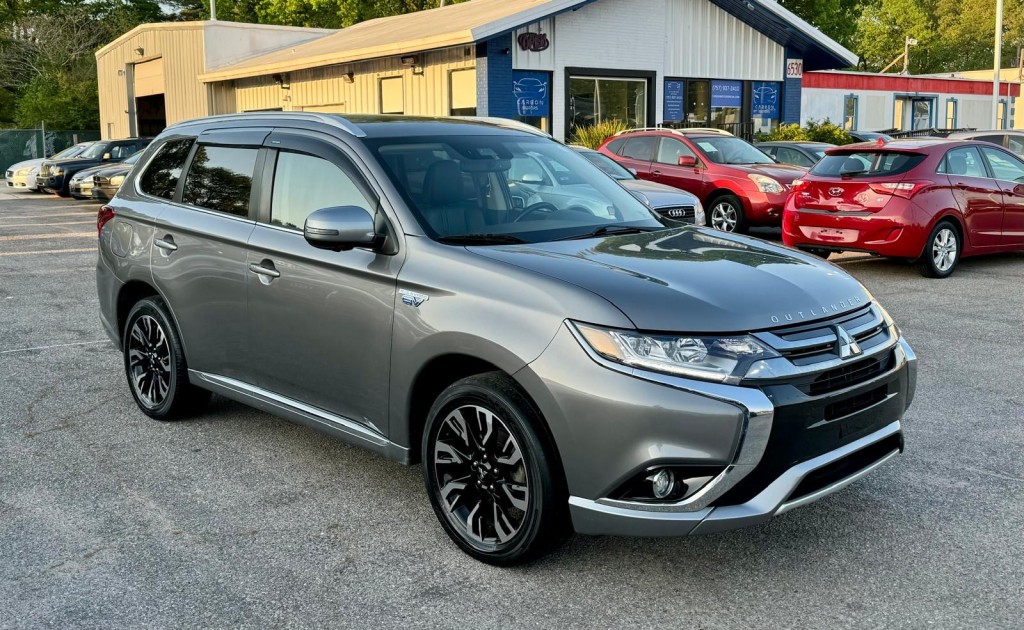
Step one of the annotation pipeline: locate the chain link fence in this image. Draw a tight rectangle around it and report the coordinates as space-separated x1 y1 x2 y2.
0 129 101 174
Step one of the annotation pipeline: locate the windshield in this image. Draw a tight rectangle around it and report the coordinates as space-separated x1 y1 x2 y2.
367 135 665 243
80 143 109 159
692 137 774 165
811 151 924 178
124 151 143 165
50 143 91 160
577 150 634 180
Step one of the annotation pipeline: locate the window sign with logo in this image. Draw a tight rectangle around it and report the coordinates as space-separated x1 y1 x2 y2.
513 70 551 132
751 82 779 119
664 80 684 122
710 80 742 129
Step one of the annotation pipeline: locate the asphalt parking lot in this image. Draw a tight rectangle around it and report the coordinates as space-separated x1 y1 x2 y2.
1 193 1022 629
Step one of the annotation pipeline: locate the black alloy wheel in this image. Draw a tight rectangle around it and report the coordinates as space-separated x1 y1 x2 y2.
423 373 570 565
123 297 210 420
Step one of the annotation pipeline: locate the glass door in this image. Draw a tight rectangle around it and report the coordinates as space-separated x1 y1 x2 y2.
568 76 648 137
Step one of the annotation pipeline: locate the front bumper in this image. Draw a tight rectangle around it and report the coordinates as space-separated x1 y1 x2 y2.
744 190 789 226
6 174 36 189
520 321 916 537
39 174 65 191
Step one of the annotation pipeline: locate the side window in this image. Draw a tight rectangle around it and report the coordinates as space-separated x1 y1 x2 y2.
620 136 657 162
270 151 374 230
976 134 1006 147
980 146 1024 182
655 138 695 165
110 144 133 159
778 147 812 167
139 138 194 200
181 145 258 217
760 146 777 158
938 147 987 178
605 137 626 155
1008 136 1024 156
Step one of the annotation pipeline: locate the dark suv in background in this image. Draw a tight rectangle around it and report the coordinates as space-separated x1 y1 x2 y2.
40 137 150 196
97 113 916 565
598 129 806 233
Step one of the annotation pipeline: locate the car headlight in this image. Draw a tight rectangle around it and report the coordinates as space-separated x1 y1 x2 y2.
109 175 125 187
15 167 33 176
748 174 784 194
572 322 779 383
52 166 63 175
693 200 706 226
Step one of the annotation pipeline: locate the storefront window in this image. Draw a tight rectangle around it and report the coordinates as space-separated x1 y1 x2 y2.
568 76 647 134
751 81 780 133
380 77 404 115
912 99 931 130
945 98 958 129
686 80 709 125
513 71 551 132
449 69 477 116
893 99 905 130
843 94 858 130
997 100 1007 129
710 80 742 130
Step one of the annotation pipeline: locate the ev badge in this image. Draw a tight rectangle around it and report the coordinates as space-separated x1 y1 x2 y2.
399 289 429 307
834 325 862 359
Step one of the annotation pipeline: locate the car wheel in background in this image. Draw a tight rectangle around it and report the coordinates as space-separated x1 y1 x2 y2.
709 194 747 233
123 297 210 420
423 373 570 565
917 220 961 278
804 248 832 259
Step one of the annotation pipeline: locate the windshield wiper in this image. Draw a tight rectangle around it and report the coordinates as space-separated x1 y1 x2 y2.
437 233 527 245
555 225 660 241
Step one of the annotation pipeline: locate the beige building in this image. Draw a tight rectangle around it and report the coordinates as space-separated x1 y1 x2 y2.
96 21 332 139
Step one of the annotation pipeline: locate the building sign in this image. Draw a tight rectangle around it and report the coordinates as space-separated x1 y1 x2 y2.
751 82 779 118
711 80 742 108
513 72 550 117
517 32 550 52
786 59 804 79
664 80 684 121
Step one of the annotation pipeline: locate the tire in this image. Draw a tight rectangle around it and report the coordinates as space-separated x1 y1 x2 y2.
122 297 210 420
917 220 961 278
804 248 832 259
422 372 571 565
708 194 747 233
57 181 71 197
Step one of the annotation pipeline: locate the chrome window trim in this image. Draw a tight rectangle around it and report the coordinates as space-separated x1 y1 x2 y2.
564 322 774 513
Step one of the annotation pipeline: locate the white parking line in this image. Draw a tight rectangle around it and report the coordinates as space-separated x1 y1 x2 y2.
0 212 96 220
0 248 95 257
0 221 94 228
0 340 109 355
0 232 94 241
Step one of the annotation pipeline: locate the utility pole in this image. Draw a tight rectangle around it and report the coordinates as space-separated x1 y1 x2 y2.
902 36 917 75
993 0 1005 128
210 0 217 20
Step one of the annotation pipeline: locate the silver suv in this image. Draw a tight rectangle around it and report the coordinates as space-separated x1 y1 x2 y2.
97 113 917 565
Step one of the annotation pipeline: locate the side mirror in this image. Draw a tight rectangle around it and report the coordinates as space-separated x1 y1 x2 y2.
102 153 112 161
627 167 638 176
304 206 384 252
678 155 698 167
520 173 544 184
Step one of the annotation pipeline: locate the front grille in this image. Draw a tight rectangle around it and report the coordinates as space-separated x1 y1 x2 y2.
38 164 51 176
804 350 895 396
656 206 696 221
757 304 890 367
823 384 887 421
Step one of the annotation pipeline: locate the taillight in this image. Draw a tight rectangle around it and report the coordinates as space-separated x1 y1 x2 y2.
97 205 115 235
867 181 929 199
790 178 810 193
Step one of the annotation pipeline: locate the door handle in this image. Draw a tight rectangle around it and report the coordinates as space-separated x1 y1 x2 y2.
651 170 663 177
248 262 281 279
154 236 177 252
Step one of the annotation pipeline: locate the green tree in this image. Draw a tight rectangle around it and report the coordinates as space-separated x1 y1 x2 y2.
780 0 863 49
855 0 938 72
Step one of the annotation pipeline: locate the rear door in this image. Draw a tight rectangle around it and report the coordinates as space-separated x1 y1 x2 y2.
616 136 657 179
244 131 403 435
978 145 1024 246
793 150 923 213
650 136 706 197
148 129 267 380
939 146 1003 248
775 146 815 169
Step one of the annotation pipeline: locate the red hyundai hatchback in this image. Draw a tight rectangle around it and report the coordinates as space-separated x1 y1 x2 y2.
783 139 1024 278
598 129 806 233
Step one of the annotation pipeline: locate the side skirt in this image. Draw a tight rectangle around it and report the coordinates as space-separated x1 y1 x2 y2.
189 370 411 464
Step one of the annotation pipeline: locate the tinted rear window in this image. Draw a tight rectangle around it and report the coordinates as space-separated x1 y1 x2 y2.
181 145 258 217
139 138 194 200
811 151 924 178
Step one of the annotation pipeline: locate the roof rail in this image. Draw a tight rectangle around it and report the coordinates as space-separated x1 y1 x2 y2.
613 127 734 137
168 111 367 138
453 116 552 138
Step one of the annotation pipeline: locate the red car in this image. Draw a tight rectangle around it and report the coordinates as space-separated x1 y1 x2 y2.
783 139 1024 278
598 128 806 233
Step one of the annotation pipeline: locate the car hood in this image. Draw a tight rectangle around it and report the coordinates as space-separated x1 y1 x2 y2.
469 228 871 332
724 163 807 182
46 157 98 169
90 163 132 178
71 164 110 180
620 179 700 207
7 158 43 171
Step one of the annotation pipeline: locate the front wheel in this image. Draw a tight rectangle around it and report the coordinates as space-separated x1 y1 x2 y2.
917 221 961 278
708 194 747 233
423 373 570 565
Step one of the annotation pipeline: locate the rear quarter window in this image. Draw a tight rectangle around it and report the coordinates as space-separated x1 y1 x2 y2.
139 138 195 200
811 151 924 178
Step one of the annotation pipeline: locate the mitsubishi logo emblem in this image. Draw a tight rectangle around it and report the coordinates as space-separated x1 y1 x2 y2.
835 325 862 359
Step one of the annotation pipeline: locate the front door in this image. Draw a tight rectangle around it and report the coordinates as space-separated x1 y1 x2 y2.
148 132 265 380
245 132 402 435
650 136 706 197
979 145 1024 246
940 146 1003 248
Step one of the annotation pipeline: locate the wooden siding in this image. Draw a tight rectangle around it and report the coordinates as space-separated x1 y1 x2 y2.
233 47 476 116
96 25 210 139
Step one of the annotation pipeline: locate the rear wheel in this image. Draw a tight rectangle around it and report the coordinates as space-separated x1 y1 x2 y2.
804 248 832 259
708 194 747 233
917 221 961 278
423 373 570 565
123 297 210 420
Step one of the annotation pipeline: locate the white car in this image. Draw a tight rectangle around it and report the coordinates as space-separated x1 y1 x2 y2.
4 142 94 192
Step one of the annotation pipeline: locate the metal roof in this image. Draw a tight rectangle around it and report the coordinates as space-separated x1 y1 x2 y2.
198 0 856 83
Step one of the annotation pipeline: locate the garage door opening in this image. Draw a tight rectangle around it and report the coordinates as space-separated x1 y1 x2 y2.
136 94 166 136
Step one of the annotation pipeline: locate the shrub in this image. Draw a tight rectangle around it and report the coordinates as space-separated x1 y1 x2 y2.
570 119 628 149
804 118 854 145
759 123 809 142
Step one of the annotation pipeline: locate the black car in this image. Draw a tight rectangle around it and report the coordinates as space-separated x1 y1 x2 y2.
755 141 835 168
39 138 150 197
846 131 894 143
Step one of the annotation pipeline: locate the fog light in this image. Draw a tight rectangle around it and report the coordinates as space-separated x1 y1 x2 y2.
647 468 676 499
